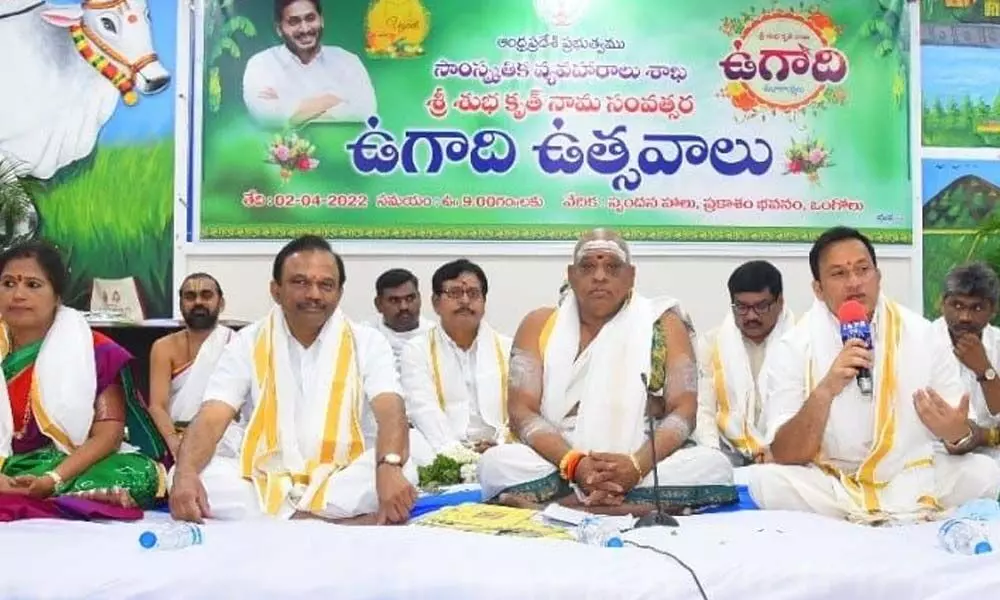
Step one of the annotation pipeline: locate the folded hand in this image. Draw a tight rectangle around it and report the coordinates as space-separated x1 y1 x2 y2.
10 474 56 499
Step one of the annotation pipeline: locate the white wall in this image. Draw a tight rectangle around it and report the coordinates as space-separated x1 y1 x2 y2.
183 243 916 335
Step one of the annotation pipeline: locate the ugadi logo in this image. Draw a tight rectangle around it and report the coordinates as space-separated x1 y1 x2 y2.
718 10 848 117
365 0 430 58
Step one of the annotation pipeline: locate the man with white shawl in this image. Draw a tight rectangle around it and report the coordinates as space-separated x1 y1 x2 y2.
925 262 1000 461
169 236 417 524
148 273 234 458
401 259 512 465
742 227 999 522
478 229 735 514
695 260 793 466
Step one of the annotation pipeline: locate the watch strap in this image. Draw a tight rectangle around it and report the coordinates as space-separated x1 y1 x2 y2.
945 426 976 451
378 454 403 466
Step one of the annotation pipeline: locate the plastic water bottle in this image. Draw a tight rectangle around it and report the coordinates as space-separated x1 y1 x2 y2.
939 518 993 555
138 522 204 551
575 516 623 548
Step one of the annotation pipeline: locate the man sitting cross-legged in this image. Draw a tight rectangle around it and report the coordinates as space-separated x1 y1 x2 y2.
695 260 793 466
147 273 234 459
168 235 418 525
478 229 735 515
741 227 1000 522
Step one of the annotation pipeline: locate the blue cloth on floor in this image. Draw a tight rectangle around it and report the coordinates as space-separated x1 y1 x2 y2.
411 487 484 518
408 484 759 519
154 485 756 518
700 485 759 513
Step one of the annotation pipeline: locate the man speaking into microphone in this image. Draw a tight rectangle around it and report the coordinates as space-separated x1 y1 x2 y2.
739 227 1000 522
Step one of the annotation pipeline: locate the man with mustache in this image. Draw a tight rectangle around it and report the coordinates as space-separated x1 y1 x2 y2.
478 229 735 515
169 235 417 525
741 227 999 522
148 273 233 458
400 260 512 464
242 0 377 126
922 262 1000 459
695 260 793 466
371 268 432 371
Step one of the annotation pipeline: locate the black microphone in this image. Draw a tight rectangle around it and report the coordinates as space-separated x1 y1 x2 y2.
635 373 679 528
838 300 873 396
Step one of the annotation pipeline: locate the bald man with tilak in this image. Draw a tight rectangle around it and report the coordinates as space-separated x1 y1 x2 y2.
477 229 736 516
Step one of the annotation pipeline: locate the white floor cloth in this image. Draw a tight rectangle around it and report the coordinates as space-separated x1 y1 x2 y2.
2 509 1000 599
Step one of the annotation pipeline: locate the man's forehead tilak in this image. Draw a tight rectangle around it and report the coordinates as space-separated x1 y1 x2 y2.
573 239 630 264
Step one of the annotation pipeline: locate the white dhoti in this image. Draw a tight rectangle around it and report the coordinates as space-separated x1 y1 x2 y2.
478 293 735 506
406 427 437 467
479 440 734 503
755 297 991 521
188 306 419 520
170 451 419 520
739 453 1000 518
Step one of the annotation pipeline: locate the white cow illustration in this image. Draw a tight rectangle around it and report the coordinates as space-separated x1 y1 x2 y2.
0 0 170 180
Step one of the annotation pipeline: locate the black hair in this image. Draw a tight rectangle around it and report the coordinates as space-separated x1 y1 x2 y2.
808 226 877 281
727 260 783 300
432 259 488 296
376 268 418 296
180 272 223 298
272 235 345 287
274 0 321 22
0 239 67 297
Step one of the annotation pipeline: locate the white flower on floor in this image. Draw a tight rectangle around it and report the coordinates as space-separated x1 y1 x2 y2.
442 444 480 465
418 442 484 487
459 463 478 484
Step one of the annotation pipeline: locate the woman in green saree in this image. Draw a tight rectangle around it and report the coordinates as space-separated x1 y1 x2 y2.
0 241 167 513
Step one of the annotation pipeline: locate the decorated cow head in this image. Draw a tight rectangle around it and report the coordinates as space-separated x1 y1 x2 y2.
41 0 170 97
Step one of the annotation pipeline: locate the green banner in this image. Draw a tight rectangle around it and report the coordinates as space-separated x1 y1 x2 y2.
199 0 912 242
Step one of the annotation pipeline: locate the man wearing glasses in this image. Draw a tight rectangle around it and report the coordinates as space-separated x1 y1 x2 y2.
695 261 793 466
399 259 513 463
925 262 1000 459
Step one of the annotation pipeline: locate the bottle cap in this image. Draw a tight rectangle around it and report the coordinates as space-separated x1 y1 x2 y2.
606 537 623 548
974 541 992 555
138 531 158 549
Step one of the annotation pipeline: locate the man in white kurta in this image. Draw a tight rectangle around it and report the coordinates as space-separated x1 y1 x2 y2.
169 236 417 523
929 262 1000 460
478 230 734 511
242 0 376 127
400 259 512 464
695 260 793 464
741 228 999 522
370 268 433 371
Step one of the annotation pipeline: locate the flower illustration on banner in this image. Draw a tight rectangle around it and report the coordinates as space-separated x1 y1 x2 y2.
784 138 834 185
266 132 319 183
717 6 848 120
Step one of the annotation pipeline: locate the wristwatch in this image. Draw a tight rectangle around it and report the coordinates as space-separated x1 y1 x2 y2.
378 453 403 467
978 367 997 383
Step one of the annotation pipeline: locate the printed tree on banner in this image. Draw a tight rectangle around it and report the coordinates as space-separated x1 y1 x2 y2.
862 0 909 106
969 213 1000 326
206 0 256 112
